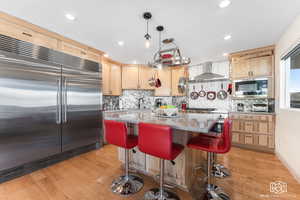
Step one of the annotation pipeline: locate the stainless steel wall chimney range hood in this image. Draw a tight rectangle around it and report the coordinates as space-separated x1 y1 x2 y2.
194 61 224 80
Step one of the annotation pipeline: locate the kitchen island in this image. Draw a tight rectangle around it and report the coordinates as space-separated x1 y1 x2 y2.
104 110 225 191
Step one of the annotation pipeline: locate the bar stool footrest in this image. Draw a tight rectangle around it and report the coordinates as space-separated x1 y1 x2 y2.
144 188 180 200
204 184 230 200
111 175 144 196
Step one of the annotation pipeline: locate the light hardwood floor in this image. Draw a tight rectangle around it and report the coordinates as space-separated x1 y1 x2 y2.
0 145 299 200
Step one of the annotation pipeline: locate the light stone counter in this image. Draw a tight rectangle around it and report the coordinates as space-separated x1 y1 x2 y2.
104 110 222 133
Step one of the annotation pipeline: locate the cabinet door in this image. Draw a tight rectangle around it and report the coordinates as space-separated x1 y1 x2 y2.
243 121 254 133
232 132 240 143
232 119 241 132
249 56 273 77
244 134 253 145
155 68 172 96
258 135 268 146
110 64 122 95
138 65 155 90
59 41 87 58
231 59 250 79
171 66 188 96
0 18 35 43
255 121 269 134
122 65 139 89
0 19 58 50
86 50 101 62
102 61 111 95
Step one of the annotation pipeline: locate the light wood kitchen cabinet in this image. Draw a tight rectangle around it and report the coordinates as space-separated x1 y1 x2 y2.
249 55 273 77
86 50 101 62
121 65 139 89
58 41 88 59
0 18 58 50
102 60 122 96
230 113 275 152
121 65 155 90
171 66 188 96
138 65 155 90
230 46 274 80
154 68 172 96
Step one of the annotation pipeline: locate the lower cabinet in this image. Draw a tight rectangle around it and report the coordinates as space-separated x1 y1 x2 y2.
231 113 275 152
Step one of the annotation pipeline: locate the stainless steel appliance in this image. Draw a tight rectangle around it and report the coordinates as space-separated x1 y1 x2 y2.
233 78 270 98
0 35 102 171
252 103 268 112
237 103 245 112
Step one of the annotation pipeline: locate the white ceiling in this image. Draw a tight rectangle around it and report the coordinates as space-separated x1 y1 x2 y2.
1 0 300 64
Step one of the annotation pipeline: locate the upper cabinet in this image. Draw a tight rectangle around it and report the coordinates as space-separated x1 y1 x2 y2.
0 18 58 50
171 66 188 96
122 65 155 90
138 65 155 90
154 68 172 96
122 65 139 89
0 15 103 63
102 60 122 96
230 46 275 80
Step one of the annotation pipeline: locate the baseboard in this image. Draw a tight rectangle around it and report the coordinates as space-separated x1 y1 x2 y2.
276 150 300 184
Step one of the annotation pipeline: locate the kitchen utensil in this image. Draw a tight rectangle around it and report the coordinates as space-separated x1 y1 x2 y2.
198 85 206 97
207 91 216 100
178 77 187 93
154 71 161 88
227 83 232 95
190 86 199 100
148 73 156 87
217 83 228 100
177 68 188 94
237 103 244 112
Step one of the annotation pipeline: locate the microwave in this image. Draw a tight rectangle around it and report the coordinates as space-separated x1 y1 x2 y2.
233 78 271 98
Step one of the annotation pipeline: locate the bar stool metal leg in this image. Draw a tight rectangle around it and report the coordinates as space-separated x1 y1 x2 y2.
144 159 180 200
212 153 231 179
111 149 144 196
204 152 231 200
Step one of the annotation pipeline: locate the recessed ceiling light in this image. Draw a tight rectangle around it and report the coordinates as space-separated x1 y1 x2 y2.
118 41 124 46
219 0 231 8
133 60 137 64
65 13 76 21
224 35 232 40
223 53 229 57
103 54 109 58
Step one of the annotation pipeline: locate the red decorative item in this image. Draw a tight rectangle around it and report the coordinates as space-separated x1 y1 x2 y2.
227 83 232 95
161 54 173 59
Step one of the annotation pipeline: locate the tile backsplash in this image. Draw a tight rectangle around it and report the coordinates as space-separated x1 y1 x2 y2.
103 90 185 110
188 81 231 111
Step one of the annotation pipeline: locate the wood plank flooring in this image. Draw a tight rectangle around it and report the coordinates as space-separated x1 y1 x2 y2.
0 145 299 200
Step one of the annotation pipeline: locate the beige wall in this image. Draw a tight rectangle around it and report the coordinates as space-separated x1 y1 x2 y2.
275 15 300 182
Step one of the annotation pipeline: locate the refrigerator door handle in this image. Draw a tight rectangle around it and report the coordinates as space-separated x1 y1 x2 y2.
56 78 62 124
63 78 68 123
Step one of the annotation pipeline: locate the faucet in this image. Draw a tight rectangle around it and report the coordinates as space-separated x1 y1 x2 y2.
138 97 145 109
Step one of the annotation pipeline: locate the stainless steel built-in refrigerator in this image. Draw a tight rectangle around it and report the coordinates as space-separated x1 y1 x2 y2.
0 35 102 171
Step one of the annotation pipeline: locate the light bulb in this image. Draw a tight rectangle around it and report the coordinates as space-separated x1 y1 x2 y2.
145 40 151 48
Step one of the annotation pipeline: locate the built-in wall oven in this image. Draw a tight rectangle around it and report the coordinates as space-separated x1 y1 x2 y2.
233 78 272 98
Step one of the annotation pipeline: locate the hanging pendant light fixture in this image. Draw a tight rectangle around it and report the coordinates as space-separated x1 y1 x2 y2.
143 12 152 48
149 25 191 68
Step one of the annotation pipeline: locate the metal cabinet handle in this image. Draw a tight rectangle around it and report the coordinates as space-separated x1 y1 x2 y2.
63 78 68 123
56 78 62 124
22 32 32 37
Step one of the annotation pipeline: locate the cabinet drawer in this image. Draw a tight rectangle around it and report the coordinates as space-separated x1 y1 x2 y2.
232 132 240 143
232 120 241 131
268 136 275 148
244 121 254 132
244 134 253 145
258 135 268 146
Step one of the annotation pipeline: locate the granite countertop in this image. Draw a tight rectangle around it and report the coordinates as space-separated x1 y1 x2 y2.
104 110 222 133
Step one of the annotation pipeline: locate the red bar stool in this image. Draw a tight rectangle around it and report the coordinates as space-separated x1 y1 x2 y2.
138 123 184 200
187 119 232 200
104 120 143 196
